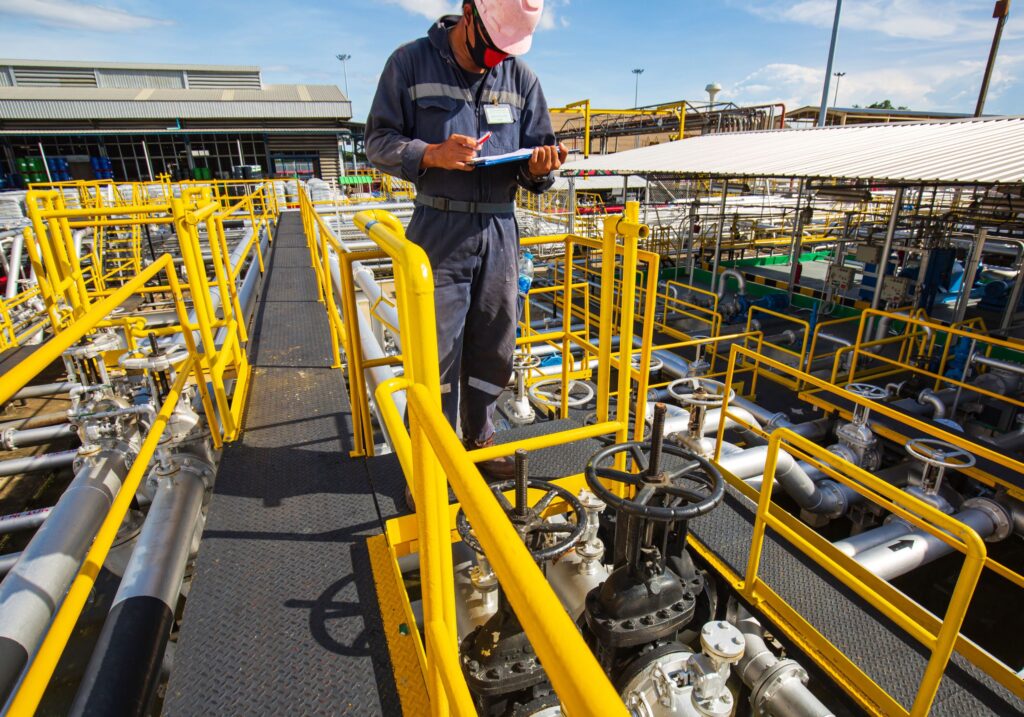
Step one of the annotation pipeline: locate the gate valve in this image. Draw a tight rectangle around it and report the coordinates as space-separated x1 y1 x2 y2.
667 377 735 449
584 403 725 531
904 438 975 510
503 353 541 426
456 450 587 563
831 383 887 471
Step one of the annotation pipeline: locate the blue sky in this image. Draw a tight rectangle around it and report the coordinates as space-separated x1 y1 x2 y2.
0 0 1021 119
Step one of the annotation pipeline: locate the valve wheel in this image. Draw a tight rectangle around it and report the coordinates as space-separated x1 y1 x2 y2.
528 377 595 409
844 383 888 401
456 477 586 562
905 438 976 470
631 354 665 374
512 353 542 371
585 440 724 522
667 377 735 408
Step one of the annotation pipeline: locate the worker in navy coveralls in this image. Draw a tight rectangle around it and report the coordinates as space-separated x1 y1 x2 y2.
366 0 567 480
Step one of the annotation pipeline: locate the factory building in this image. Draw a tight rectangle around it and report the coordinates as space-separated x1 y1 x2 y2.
0 59 354 186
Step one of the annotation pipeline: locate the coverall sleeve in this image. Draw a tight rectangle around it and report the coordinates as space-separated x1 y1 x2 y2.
365 50 428 183
516 76 557 195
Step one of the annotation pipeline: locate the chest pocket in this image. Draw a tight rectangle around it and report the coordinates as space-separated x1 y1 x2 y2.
414 95 460 145
482 104 521 153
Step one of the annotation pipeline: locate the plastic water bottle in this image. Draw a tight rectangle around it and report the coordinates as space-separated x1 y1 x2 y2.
518 251 534 294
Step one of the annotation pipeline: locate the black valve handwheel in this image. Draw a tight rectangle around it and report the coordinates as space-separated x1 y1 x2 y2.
456 478 587 562
585 442 724 522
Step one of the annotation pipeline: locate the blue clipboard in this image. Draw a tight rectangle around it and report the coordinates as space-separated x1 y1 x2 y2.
468 148 534 167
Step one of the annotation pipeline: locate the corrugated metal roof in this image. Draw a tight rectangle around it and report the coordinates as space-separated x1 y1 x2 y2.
560 116 1024 185
0 58 258 72
0 99 351 121
0 127 348 136
0 84 345 102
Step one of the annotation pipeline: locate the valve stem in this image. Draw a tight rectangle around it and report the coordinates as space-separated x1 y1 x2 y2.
514 449 529 517
649 403 667 477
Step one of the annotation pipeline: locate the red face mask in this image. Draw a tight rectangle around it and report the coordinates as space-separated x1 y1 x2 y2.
466 7 509 69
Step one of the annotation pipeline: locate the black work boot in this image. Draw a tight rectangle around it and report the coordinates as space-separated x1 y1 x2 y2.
464 434 516 482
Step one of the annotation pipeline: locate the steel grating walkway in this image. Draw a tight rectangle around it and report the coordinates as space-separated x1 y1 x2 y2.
164 213 400 716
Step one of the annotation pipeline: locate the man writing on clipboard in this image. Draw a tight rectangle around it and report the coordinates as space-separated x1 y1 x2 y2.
366 0 567 480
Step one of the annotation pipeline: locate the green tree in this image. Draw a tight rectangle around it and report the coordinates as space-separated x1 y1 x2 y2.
867 100 909 110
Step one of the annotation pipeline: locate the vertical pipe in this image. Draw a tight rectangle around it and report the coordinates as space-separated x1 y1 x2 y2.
953 227 988 325
567 177 577 234
37 143 52 183
5 235 23 300
786 179 806 298
870 186 905 312
141 141 154 182
999 246 1024 333
710 180 729 294
817 0 844 127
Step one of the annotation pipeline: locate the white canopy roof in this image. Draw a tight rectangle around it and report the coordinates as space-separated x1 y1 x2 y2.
560 116 1024 185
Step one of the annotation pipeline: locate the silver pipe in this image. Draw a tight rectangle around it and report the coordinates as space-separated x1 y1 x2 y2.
953 227 987 325
353 262 402 351
5 234 24 300
832 521 912 558
870 187 904 314
0 553 20 577
852 508 997 580
10 381 79 400
710 181 729 294
716 267 746 298
971 353 1024 377
734 606 835 717
0 449 77 477
0 507 52 535
916 389 946 419
0 448 129 701
1 423 76 451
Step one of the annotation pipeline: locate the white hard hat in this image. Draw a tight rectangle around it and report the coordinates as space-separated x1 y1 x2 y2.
473 0 544 56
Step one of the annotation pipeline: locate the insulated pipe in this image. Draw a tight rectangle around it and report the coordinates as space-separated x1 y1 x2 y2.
353 261 402 351
0 448 129 702
0 449 77 477
70 464 207 717
0 553 20 578
873 310 933 343
852 507 998 581
0 507 52 535
971 353 1024 378
0 411 71 432
5 234 24 300
716 267 746 298
10 382 79 400
832 521 913 558
916 389 946 420
1 423 76 451
734 607 835 717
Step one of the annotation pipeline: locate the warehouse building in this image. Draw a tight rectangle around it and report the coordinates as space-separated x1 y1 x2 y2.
0 59 356 186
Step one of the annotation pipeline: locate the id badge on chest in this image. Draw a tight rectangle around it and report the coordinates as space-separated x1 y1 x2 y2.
483 103 515 125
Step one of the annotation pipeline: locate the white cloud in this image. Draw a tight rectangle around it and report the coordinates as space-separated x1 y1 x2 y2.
745 0 993 41
379 0 460 20
0 0 171 31
381 0 566 32
729 55 1023 113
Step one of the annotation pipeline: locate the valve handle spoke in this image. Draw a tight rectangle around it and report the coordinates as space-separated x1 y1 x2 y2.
595 466 642 485
530 522 575 534
533 488 559 513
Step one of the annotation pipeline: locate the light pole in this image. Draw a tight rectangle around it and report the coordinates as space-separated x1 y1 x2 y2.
976 0 1011 116
817 0 843 126
335 53 351 98
632 68 644 108
832 71 846 108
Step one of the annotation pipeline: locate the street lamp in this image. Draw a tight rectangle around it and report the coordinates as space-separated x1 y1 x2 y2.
817 0 843 126
832 71 846 108
632 68 644 108
336 53 352 98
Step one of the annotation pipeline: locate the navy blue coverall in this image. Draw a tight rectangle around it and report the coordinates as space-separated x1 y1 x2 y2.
366 16 555 444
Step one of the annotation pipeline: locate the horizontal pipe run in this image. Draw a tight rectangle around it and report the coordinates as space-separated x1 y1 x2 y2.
1 424 76 451
0 411 74 432
0 508 52 535
0 449 77 477
10 382 79 401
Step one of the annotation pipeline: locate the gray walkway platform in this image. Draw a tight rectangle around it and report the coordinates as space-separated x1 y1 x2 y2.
164 213 399 716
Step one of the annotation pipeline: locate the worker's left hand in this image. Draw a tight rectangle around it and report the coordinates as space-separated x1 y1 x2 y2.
527 142 568 178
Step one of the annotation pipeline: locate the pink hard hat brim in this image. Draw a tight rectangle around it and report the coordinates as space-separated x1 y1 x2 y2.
476 0 542 56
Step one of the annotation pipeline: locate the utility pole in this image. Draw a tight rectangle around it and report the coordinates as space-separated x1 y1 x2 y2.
976 0 1011 116
336 53 352 98
832 71 846 108
817 0 843 126
632 68 644 108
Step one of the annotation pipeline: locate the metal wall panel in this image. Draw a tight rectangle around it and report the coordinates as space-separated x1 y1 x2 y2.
96 69 185 89
0 99 352 121
185 70 262 90
12 66 97 87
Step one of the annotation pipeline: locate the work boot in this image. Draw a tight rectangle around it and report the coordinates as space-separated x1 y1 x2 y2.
464 434 516 482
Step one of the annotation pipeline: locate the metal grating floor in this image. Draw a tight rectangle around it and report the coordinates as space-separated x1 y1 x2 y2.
164 213 400 716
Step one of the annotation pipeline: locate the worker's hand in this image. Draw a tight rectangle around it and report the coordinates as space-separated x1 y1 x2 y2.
527 142 568 178
422 134 478 172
